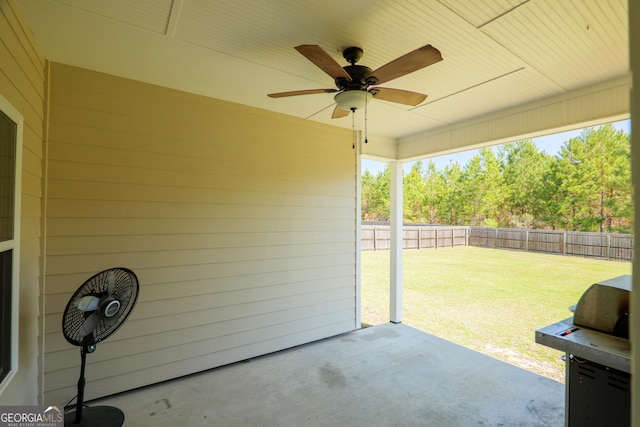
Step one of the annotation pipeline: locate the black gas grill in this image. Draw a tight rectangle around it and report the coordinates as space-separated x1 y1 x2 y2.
535 275 631 427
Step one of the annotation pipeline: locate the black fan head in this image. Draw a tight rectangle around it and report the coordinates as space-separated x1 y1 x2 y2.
62 267 139 346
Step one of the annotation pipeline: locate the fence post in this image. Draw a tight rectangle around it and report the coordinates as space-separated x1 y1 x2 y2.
607 234 611 260
418 228 421 250
563 232 567 255
373 227 377 251
494 228 498 248
435 228 438 249
525 230 529 252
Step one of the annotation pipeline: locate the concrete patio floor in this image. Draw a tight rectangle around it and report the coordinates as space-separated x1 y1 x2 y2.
93 323 564 426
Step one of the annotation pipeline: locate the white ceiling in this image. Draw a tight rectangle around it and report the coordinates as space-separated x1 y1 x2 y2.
16 0 629 153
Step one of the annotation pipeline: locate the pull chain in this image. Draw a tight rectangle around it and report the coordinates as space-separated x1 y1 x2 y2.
364 99 368 144
351 108 356 149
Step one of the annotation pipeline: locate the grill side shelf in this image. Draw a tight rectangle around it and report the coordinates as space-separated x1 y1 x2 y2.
535 318 631 374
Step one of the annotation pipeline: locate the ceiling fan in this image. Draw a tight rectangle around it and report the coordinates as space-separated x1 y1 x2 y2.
268 44 442 118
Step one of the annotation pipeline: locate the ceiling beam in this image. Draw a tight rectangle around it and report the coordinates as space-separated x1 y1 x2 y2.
396 75 631 162
165 0 184 38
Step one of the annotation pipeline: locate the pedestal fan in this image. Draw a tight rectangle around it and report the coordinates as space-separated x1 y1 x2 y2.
62 267 139 426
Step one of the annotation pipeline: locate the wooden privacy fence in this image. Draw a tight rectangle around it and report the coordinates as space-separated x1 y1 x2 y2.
361 223 633 261
468 227 633 261
361 225 469 251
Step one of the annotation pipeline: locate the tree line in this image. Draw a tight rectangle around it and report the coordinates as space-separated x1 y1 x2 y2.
362 124 632 234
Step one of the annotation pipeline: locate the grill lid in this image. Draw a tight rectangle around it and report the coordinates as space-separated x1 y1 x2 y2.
573 275 631 338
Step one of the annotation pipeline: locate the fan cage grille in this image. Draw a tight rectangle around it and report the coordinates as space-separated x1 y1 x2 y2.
62 268 139 346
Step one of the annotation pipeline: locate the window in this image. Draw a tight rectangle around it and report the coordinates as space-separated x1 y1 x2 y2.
0 95 21 393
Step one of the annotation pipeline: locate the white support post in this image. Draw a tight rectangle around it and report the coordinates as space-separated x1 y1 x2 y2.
355 132 362 330
390 161 403 324
628 2 638 424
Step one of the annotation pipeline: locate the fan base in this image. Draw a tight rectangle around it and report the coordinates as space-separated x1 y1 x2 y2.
64 405 124 426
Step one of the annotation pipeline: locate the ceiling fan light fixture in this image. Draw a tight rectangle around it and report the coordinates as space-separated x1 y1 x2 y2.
334 90 372 112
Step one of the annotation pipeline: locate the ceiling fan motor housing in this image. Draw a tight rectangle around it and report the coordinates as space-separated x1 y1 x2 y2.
336 65 376 91
334 46 378 91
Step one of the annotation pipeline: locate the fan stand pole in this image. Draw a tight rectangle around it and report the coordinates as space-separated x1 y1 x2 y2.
74 344 89 423
65 344 125 427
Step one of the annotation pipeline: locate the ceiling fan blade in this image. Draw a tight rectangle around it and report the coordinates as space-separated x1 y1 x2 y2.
369 44 442 85
268 88 338 98
371 87 427 106
295 45 352 82
78 312 100 339
331 105 350 119
76 295 100 312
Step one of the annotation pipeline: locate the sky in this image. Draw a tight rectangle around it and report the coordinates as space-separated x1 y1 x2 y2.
362 119 632 175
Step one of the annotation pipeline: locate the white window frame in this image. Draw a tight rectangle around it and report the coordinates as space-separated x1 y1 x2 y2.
0 94 22 394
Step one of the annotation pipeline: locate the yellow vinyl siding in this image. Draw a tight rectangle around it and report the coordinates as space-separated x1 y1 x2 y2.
43 63 356 403
0 0 46 404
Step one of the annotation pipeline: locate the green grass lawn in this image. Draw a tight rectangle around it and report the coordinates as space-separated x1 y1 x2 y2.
361 246 632 383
